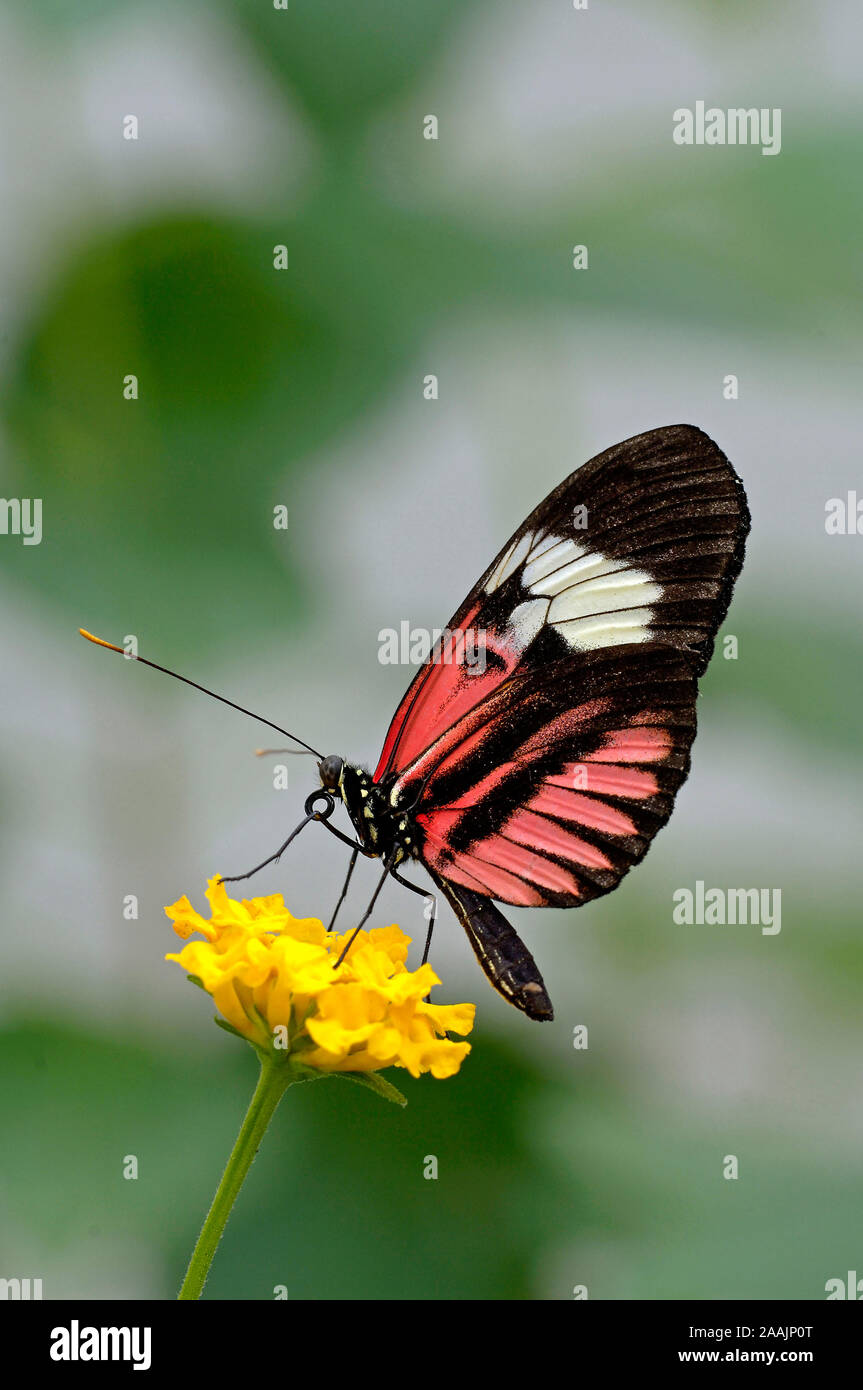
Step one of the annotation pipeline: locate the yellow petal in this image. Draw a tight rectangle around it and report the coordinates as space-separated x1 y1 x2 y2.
164 895 217 942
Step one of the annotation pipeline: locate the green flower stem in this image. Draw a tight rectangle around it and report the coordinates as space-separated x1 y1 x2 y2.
178 1054 293 1300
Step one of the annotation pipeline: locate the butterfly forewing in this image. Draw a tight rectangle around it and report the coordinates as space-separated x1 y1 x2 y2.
373 425 749 918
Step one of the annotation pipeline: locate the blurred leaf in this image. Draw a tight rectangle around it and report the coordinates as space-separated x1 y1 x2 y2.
198 1029 582 1300
536 1087 863 1300
0 1018 581 1299
0 212 406 650
230 0 479 138
5 1016 860 1299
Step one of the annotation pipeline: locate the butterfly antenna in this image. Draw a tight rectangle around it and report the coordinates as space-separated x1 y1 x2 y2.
254 747 318 757
79 629 323 759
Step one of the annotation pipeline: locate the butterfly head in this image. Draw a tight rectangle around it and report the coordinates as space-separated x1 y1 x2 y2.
318 753 345 792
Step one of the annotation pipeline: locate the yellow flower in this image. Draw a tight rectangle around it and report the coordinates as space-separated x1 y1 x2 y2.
165 877 474 1080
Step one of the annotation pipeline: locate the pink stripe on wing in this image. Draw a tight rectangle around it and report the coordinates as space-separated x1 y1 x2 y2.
420 821 546 905
504 808 613 870
473 833 583 897
529 784 637 836
443 858 545 906
548 764 659 799
586 726 672 763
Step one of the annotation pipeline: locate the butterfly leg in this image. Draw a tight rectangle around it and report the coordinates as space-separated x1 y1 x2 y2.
219 810 316 885
388 865 437 966
327 846 359 932
315 818 370 854
333 850 397 969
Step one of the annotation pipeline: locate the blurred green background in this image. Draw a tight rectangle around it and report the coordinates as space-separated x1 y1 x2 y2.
1 0 861 1300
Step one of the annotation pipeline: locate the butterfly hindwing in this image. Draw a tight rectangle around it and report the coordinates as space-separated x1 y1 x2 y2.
413 644 698 907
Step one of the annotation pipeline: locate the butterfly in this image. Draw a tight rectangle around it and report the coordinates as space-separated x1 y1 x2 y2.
82 424 749 1021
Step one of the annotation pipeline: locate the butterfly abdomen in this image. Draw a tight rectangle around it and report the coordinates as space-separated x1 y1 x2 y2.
431 871 554 1020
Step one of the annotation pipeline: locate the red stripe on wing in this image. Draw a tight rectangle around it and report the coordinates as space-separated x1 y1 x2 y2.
420 696 612 799
373 602 516 782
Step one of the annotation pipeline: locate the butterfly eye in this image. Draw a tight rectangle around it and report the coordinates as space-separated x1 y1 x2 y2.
318 754 344 790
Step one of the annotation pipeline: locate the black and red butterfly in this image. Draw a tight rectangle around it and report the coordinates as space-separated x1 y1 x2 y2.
82 424 749 1021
